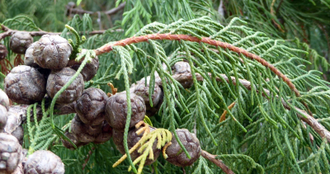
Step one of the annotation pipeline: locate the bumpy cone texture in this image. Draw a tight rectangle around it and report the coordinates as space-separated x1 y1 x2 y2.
172 61 193 88
70 49 99 81
54 101 76 115
165 129 201 167
70 115 101 143
0 44 8 60
43 96 76 115
105 92 146 130
0 89 10 108
93 121 112 144
172 61 191 74
10 126 24 145
7 104 42 124
9 32 33 54
5 65 46 104
112 126 160 165
46 67 84 104
24 150 64 174
75 88 108 126
24 43 39 67
0 133 22 174
4 108 24 144
33 35 72 70
61 132 88 150
0 105 7 130
133 78 163 116
112 129 126 154
11 163 23 174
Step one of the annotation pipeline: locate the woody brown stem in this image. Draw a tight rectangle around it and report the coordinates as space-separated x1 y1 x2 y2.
105 2 126 15
66 2 125 16
172 72 330 143
201 150 235 174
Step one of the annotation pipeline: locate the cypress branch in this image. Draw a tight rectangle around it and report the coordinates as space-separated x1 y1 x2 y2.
171 72 330 142
94 34 300 98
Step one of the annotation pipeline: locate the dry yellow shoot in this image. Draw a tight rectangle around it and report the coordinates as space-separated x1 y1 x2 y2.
112 123 172 174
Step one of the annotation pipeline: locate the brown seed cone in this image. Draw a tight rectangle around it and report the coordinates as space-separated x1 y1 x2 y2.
112 126 160 166
5 106 23 128
0 44 8 60
9 32 33 54
0 89 10 108
46 67 84 104
172 61 191 74
43 96 76 115
3 108 24 144
24 42 39 67
61 132 88 150
10 126 24 145
0 105 8 130
8 104 42 123
165 129 201 167
5 65 46 104
93 121 112 144
24 150 65 174
0 133 22 174
105 92 146 130
133 78 163 116
54 101 76 115
20 148 28 168
33 35 72 70
112 129 126 154
75 88 108 126
11 162 23 174
71 115 101 143
172 62 193 88
70 49 99 81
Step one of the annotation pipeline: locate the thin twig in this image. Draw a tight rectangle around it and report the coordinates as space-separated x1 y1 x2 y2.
172 72 330 143
0 25 15 40
65 2 126 16
66 8 93 15
201 150 235 174
105 2 126 15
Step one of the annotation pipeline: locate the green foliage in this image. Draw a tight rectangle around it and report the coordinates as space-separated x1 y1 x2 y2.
0 0 69 31
220 0 330 73
26 102 54 154
118 0 213 36
1 0 330 174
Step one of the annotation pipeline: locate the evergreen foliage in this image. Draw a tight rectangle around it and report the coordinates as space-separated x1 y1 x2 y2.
1 0 330 173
